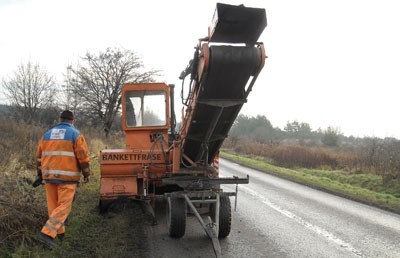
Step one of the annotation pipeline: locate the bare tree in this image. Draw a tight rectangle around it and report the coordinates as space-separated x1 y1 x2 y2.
68 47 158 136
2 62 56 123
59 66 81 114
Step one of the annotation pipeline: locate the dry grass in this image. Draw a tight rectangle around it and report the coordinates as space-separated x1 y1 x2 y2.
226 139 385 174
227 140 340 169
0 116 43 169
221 151 400 214
0 116 47 254
225 137 400 184
0 167 47 254
0 115 125 255
268 145 338 169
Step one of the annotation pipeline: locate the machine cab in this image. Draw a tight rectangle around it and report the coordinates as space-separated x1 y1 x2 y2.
99 83 171 204
121 83 170 150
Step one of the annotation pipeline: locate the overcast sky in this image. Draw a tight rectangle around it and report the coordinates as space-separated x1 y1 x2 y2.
1 0 399 139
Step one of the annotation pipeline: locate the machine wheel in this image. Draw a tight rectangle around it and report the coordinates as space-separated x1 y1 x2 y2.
99 199 113 213
167 196 186 238
210 194 232 238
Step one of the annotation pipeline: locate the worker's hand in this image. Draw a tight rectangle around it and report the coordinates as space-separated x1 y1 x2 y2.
83 171 90 183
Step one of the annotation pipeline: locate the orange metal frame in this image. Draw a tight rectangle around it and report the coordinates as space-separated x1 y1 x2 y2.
100 83 182 200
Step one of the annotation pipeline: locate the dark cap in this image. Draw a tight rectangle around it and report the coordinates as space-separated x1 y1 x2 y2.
60 110 74 120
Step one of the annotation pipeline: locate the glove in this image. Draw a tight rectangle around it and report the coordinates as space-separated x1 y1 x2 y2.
32 175 43 188
83 171 90 183
83 176 90 183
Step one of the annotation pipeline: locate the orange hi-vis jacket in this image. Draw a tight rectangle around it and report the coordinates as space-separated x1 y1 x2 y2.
36 122 90 183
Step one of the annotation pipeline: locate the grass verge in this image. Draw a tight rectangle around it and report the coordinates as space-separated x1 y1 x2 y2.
5 169 150 258
220 151 400 214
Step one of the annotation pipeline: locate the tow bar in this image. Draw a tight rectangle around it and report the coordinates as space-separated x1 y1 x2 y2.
163 175 249 257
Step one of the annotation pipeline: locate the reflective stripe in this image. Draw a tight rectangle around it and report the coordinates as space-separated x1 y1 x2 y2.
43 170 81 177
83 168 90 173
44 222 58 231
37 158 41 162
42 151 75 157
49 217 64 226
37 166 41 169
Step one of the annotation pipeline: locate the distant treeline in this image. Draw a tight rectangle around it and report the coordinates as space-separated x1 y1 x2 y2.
225 114 400 184
1 99 399 185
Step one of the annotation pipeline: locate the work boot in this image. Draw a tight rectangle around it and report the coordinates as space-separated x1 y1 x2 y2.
38 232 58 249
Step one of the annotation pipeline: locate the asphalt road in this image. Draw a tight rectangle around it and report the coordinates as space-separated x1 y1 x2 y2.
145 158 400 258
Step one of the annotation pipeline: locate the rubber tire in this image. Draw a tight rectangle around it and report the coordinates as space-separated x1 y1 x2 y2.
167 196 186 238
210 194 232 238
99 200 113 214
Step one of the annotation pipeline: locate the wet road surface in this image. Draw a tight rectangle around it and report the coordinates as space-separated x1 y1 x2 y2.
145 159 400 258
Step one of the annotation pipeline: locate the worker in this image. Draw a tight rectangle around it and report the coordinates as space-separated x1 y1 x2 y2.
35 110 90 249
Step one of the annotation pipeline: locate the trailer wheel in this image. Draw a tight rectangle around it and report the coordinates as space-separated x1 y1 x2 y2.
167 196 186 238
210 194 232 238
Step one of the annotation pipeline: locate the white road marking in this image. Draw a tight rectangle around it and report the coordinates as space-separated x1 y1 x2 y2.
241 185 367 258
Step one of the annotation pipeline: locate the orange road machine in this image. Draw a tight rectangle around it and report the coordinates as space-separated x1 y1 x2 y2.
99 3 266 257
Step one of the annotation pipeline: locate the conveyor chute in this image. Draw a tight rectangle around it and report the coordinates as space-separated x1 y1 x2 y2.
180 3 267 166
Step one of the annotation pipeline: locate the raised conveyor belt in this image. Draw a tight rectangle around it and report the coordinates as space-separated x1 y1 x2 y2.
182 45 264 165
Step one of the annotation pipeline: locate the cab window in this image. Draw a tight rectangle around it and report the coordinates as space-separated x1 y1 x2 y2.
125 90 167 127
